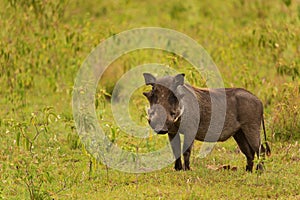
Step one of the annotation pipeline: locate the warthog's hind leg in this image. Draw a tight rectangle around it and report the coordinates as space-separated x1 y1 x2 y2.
233 129 255 172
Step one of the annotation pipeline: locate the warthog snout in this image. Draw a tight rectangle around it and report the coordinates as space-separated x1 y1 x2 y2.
146 104 168 134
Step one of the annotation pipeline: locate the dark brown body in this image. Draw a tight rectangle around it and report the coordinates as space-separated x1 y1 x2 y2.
193 87 263 142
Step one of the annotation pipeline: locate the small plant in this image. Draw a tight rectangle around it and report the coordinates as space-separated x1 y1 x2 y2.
3 107 60 199
15 154 53 200
5 107 59 153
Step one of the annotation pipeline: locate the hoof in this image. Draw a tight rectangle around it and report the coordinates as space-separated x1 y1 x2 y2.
246 165 253 172
175 164 183 171
256 163 264 171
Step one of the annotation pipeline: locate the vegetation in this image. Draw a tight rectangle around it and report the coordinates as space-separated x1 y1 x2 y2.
0 0 299 199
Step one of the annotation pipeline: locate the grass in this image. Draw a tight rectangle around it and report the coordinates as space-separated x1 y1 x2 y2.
0 0 300 199
4 138 299 199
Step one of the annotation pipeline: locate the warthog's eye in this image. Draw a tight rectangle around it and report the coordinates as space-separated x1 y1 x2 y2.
168 93 178 105
170 111 176 117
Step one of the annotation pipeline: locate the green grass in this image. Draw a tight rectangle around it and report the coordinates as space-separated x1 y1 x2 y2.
1 0 300 199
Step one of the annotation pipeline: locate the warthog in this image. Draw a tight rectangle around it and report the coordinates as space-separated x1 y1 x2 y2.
143 73 271 172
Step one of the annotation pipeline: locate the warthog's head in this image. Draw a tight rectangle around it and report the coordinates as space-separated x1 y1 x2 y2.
143 73 185 134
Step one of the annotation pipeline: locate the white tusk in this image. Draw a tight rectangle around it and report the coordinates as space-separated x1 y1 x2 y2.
145 106 150 114
174 106 184 122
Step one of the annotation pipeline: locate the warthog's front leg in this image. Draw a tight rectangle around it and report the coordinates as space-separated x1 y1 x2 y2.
168 133 182 171
183 141 194 170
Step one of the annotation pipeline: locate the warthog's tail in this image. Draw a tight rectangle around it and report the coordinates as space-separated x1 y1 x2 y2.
261 115 271 156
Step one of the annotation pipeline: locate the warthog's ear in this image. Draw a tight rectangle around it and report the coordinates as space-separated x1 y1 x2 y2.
174 73 185 87
143 73 156 85
176 85 185 99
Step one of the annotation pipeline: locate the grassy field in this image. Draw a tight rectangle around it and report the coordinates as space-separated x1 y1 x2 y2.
1 0 300 199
